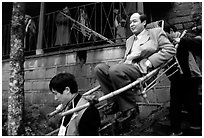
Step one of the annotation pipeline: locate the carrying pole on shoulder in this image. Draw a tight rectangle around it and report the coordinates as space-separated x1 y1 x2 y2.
60 65 163 117
172 30 187 74
83 85 101 96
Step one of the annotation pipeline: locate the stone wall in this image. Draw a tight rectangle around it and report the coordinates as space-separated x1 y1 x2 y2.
164 2 202 31
2 43 170 118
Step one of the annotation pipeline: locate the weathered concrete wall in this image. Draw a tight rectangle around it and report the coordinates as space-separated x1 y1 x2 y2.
2 43 170 119
2 45 125 105
163 2 202 31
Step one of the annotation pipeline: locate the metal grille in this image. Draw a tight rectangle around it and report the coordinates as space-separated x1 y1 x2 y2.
2 2 134 58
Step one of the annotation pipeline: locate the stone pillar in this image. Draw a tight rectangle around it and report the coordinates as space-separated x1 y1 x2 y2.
137 2 144 13
36 2 45 55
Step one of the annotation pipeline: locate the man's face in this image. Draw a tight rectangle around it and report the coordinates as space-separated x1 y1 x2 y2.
52 87 71 105
129 13 145 35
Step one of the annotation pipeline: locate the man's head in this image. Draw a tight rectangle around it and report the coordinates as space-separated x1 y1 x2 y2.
129 12 147 36
49 73 78 104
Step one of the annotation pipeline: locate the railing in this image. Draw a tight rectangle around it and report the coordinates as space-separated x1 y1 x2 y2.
2 24 11 59
2 2 130 59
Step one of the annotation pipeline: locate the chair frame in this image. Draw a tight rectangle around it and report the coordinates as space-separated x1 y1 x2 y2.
60 21 187 115
46 20 187 136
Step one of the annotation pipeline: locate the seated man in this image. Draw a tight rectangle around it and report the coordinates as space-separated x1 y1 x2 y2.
49 73 101 136
94 12 176 120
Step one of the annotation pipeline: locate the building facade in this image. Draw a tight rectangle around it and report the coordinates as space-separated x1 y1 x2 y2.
2 2 202 118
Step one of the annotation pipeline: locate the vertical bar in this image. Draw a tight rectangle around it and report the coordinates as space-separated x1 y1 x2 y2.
7 24 11 55
36 2 45 55
101 2 102 35
2 25 6 56
47 14 50 48
51 13 55 47
119 2 121 19
95 3 96 32
113 2 115 39
77 6 80 44
137 2 144 13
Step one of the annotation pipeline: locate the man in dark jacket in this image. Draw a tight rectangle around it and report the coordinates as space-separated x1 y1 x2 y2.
169 12 202 136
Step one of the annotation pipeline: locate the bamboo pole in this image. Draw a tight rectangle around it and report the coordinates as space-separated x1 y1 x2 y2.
46 29 187 135
82 85 101 96
172 30 187 74
60 67 161 117
46 128 59 136
46 57 174 135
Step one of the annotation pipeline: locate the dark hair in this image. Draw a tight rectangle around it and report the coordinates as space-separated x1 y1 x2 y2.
164 23 177 33
133 12 147 27
139 13 147 23
49 73 78 94
170 25 177 32
130 12 147 23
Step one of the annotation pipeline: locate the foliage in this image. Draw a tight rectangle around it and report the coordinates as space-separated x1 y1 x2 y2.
2 104 60 136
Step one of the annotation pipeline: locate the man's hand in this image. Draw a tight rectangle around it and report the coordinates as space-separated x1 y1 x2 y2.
124 59 132 64
145 60 152 69
192 26 197 31
172 38 181 45
56 104 63 111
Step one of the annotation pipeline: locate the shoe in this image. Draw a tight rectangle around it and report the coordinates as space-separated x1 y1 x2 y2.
189 126 201 130
169 132 183 136
190 121 202 130
104 102 119 115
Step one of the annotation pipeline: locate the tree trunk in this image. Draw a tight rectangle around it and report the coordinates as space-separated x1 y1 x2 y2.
8 2 25 136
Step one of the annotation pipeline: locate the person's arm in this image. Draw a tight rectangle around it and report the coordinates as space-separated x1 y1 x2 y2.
192 25 202 32
114 15 119 28
114 9 119 28
78 106 101 135
125 50 141 64
25 19 31 32
148 28 176 68
180 37 202 55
